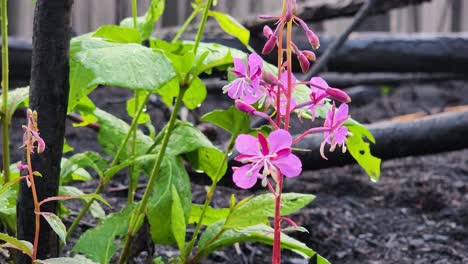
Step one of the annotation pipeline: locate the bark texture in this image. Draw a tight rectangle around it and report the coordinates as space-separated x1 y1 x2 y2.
17 0 73 262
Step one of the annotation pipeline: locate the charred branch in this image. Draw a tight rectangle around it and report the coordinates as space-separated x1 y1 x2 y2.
17 0 73 262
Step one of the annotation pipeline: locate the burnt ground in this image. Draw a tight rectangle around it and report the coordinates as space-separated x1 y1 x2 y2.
3 79 468 264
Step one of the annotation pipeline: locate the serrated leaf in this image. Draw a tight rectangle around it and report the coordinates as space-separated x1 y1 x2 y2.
145 156 191 244
197 222 315 260
0 232 33 256
40 212 67 244
346 124 381 181
224 193 315 229
69 36 175 111
73 205 135 264
171 185 186 254
201 106 250 136
209 11 250 46
189 204 229 226
0 86 29 122
120 0 165 40
93 25 142 44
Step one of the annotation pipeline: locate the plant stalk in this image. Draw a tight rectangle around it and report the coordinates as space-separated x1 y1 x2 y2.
1 0 10 183
128 0 140 204
172 7 199 43
118 87 187 264
184 136 236 260
66 94 150 239
193 0 213 54
25 126 40 260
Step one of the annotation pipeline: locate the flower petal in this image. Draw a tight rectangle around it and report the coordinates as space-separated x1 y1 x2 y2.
235 134 260 156
335 103 349 123
233 58 247 76
334 126 348 145
268 129 292 154
310 77 329 90
248 53 263 77
273 154 302 178
233 164 260 189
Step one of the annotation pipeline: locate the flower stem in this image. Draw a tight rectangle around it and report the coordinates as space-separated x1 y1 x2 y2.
272 173 283 264
118 87 187 264
193 0 213 54
184 135 236 260
1 0 10 184
66 94 150 240
25 126 40 260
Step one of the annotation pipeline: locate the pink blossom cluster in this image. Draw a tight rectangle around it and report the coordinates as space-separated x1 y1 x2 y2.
223 0 352 189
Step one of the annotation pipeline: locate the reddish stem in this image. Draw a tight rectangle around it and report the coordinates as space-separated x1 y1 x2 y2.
272 173 283 264
25 130 41 260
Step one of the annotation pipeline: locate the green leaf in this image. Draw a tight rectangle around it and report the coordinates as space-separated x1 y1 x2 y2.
73 205 135 264
197 222 315 259
156 77 179 107
120 0 165 40
170 185 186 255
0 86 29 122
224 193 315 229
126 92 151 124
93 25 142 44
69 36 175 111
60 186 106 219
146 156 191 244
208 11 250 46
34 255 98 264
0 232 33 256
63 138 74 153
183 77 206 109
186 147 227 183
189 204 229 226
61 151 108 182
40 212 67 245
201 106 250 135
94 107 154 160
346 124 381 181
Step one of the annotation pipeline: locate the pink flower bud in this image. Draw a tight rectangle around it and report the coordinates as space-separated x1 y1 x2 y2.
235 100 256 114
327 87 351 103
297 53 310 73
262 71 278 85
263 25 273 39
303 50 316 61
262 35 277 55
285 1 293 22
17 161 28 171
306 30 320 50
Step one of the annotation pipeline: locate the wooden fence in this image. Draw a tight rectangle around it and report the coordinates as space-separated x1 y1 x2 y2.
8 0 468 39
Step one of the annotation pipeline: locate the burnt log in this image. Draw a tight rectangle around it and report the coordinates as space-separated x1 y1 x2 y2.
244 0 432 33
17 0 73 262
289 108 468 171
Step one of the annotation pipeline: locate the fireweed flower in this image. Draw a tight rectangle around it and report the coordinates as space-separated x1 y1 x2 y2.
233 129 302 189
223 53 263 104
21 109 45 154
320 103 350 159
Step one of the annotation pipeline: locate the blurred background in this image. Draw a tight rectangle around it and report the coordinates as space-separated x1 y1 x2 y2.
9 0 468 39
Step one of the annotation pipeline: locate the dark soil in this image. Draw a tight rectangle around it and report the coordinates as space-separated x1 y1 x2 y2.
3 79 468 264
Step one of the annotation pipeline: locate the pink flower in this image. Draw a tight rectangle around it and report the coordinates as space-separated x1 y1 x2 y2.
309 86 327 118
233 129 302 189
320 103 350 159
310 77 351 103
223 53 263 104
21 109 46 154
